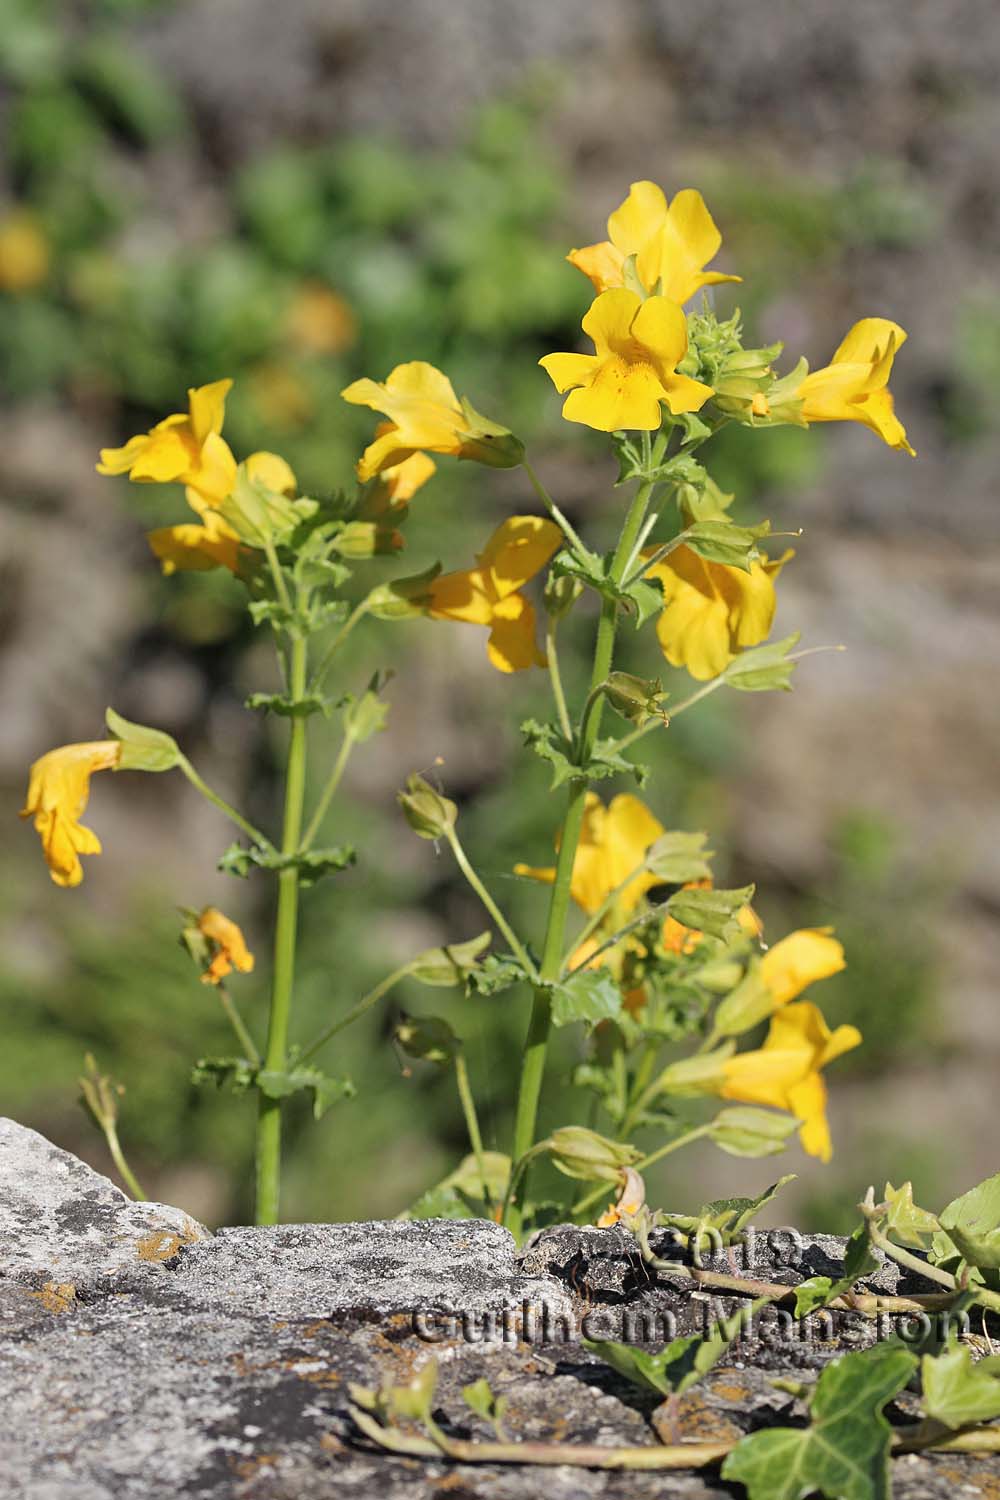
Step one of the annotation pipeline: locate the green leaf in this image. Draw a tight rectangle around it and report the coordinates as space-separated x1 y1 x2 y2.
191 1056 257 1093
620 576 664 629
256 1066 355 1119
462 1377 508 1432
921 1343 1000 1429
407 932 492 987
644 830 714 884
549 969 622 1028
682 518 770 571
794 1222 879 1317
244 692 331 719
938 1173 1000 1270
403 1151 511 1219
217 843 356 886
106 708 180 773
465 953 531 998
709 1106 800 1158
342 687 390 742
520 719 646 789
585 1295 769 1398
721 1343 918 1500
665 884 755 941
724 632 800 693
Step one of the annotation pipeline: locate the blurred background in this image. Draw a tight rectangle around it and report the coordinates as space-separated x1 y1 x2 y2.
2 0 998 1230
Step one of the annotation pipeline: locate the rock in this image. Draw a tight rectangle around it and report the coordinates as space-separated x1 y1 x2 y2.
0 1118 209 1293
0 1125 996 1498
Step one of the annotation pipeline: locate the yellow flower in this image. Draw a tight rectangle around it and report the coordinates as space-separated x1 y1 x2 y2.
284 282 356 355
427 516 561 672
719 1002 861 1162
367 423 437 504
567 182 741 305
144 451 295 576
642 544 793 681
341 362 523 479
760 929 845 1007
97 380 238 513
20 741 122 887
0 210 51 292
796 319 914 455
516 792 665 917
539 289 713 432
196 907 255 986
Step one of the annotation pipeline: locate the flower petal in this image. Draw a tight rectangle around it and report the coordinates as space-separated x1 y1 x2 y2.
486 592 544 672
566 241 627 293
538 351 600 394
607 180 668 256
562 356 665 432
187 379 233 446
477 516 562 598
580 288 643 356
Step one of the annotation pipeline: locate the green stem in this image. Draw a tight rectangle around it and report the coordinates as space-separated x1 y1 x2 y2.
500 1142 548 1227
545 620 573 742
297 962 415 1065
255 633 309 1226
217 983 261 1068
103 1121 147 1202
177 755 274 850
309 598 371 694
300 728 354 851
444 827 538 980
562 854 651 968
262 535 293 616
507 479 656 1233
862 1212 959 1292
571 1123 713 1221
523 459 587 555
454 1050 489 1204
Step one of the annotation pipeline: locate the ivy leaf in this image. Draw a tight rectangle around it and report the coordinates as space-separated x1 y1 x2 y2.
585 1295 769 1398
724 632 800 692
682 518 771 572
794 1222 880 1317
549 969 622 1029
665 883 755 941
700 1175 798 1236
721 1344 918 1500
217 843 356 886
883 1181 940 1250
938 1172 1000 1270
244 692 331 718
921 1343 1000 1428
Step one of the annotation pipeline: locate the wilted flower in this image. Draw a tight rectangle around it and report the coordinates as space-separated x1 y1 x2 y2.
567 181 741 305
196 908 255 986
21 741 122 887
427 516 562 673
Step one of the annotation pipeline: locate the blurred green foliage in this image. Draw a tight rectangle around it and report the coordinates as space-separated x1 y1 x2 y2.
0 2 950 1226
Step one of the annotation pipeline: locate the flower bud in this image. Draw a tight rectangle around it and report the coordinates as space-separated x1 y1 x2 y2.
394 1015 459 1065
408 932 492 987
545 1126 641 1183
543 573 583 620
106 707 179 773
456 396 525 469
331 521 380 558
602 671 669 727
398 773 457 840
365 564 440 621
